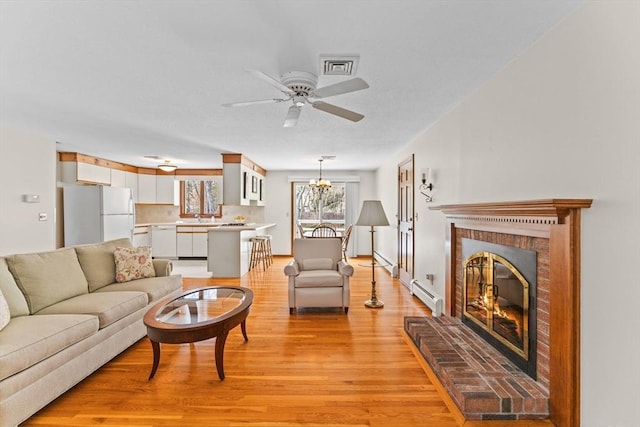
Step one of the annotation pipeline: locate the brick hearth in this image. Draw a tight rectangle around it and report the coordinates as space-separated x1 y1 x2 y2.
405 316 549 420
426 199 591 426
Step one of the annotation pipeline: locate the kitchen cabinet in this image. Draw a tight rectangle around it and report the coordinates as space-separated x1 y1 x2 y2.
125 171 138 202
150 225 177 258
110 169 126 188
59 160 110 185
133 225 150 247
137 173 157 204
137 174 176 204
223 162 265 206
77 162 111 184
177 226 209 257
156 175 176 204
192 229 208 256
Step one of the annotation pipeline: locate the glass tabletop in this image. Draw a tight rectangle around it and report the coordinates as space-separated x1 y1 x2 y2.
155 287 247 325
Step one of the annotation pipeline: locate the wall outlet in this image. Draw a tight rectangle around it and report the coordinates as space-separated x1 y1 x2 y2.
426 273 434 282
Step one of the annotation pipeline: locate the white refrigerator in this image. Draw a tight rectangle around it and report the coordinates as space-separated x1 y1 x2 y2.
63 185 135 246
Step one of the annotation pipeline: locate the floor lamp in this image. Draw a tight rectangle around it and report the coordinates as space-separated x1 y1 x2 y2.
356 200 389 308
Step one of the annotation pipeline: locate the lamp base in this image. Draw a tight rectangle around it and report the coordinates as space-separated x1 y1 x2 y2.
364 299 384 308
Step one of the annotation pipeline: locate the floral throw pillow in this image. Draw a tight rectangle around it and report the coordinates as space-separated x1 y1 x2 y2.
114 246 156 283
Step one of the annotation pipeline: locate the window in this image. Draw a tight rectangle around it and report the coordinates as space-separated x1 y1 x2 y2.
180 179 221 218
294 182 345 234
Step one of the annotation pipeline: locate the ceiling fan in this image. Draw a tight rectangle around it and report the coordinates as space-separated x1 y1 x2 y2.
222 69 369 127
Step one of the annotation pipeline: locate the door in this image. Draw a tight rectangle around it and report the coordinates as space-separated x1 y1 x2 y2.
397 155 414 288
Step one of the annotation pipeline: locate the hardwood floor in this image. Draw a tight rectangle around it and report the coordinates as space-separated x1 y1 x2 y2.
21 256 513 426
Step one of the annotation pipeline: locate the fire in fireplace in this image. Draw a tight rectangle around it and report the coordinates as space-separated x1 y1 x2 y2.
462 239 537 379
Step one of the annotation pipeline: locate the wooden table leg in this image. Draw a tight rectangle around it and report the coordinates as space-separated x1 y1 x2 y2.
241 319 249 342
214 331 229 380
148 340 161 380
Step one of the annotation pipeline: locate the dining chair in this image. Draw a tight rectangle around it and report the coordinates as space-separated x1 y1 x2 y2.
312 224 337 238
296 223 307 238
341 224 353 260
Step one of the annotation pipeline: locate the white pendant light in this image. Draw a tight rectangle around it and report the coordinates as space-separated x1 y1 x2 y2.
158 160 177 172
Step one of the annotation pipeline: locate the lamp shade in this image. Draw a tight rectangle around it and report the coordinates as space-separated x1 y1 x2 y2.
356 200 389 227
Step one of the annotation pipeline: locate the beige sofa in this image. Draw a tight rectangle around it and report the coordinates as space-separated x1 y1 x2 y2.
0 238 182 427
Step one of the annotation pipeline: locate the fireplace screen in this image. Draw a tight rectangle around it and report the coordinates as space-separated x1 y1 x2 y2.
464 252 530 360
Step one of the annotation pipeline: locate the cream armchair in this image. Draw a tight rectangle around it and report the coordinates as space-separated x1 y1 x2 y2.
284 238 354 314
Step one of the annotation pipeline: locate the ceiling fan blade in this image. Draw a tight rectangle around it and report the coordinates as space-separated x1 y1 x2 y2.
309 78 369 99
246 69 295 95
283 105 302 128
222 98 286 107
311 101 364 122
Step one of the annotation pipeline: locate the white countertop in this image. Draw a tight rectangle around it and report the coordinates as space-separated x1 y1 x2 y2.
136 222 275 231
207 222 276 232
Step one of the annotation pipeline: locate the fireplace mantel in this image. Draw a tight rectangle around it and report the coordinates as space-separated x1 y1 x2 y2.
432 199 592 427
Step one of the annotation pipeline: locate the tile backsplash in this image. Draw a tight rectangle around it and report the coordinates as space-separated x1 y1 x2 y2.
135 204 264 224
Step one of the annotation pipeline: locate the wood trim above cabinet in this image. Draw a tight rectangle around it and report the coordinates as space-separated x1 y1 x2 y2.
222 153 267 176
59 152 224 177
58 152 138 173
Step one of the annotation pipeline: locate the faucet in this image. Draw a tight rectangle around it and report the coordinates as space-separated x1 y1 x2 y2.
194 214 202 223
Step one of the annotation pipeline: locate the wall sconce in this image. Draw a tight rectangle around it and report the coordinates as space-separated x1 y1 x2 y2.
419 168 434 203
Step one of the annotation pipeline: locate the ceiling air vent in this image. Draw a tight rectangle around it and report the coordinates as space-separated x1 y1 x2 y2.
320 55 360 76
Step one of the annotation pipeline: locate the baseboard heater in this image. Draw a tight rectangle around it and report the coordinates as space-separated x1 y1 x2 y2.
373 250 398 277
410 279 443 317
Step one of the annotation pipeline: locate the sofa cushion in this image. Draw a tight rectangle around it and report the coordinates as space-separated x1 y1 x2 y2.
301 258 334 271
75 238 132 292
293 270 343 288
6 248 88 314
0 289 9 331
0 258 29 317
36 291 148 329
95 275 182 304
114 246 156 283
0 314 99 381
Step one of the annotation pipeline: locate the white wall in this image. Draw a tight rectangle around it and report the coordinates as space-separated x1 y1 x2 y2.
0 125 57 255
376 2 640 425
264 169 376 256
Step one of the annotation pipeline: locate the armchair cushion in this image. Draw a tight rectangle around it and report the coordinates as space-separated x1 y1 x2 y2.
302 258 334 271
294 270 343 288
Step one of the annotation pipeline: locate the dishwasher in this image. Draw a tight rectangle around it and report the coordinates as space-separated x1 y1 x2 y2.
150 225 177 258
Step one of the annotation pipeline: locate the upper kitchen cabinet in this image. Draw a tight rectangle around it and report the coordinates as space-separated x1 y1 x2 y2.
58 153 138 191
222 153 266 206
137 168 177 205
59 153 111 185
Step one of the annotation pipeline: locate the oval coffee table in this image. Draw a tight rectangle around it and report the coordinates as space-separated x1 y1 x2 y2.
143 286 253 381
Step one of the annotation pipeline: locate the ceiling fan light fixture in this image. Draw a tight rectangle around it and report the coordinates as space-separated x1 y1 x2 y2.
284 105 302 128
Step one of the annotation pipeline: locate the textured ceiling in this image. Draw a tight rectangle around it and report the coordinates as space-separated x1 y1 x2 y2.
0 0 584 171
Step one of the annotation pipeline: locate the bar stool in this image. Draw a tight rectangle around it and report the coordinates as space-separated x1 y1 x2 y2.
249 236 269 271
262 234 273 267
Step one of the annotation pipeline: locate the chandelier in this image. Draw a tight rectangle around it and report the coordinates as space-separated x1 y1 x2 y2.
309 159 331 193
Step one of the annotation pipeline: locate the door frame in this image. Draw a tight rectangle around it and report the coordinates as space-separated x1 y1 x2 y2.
397 155 415 287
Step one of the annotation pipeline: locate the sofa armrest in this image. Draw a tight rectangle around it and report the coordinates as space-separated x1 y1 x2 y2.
152 259 173 277
338 260 354 277
284 261 300 276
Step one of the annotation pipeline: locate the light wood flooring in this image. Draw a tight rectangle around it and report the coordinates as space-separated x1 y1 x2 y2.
23 257 549 427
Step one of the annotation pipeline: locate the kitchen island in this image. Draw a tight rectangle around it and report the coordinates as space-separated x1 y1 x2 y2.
207 223 276 277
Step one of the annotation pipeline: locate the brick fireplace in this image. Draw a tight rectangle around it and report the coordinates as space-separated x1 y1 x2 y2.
406 199 591 426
